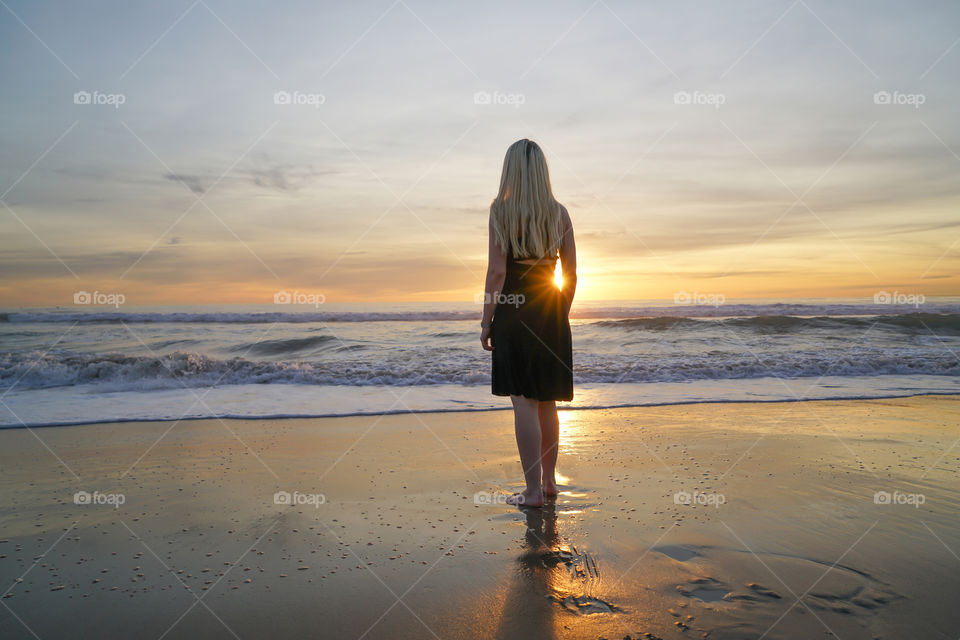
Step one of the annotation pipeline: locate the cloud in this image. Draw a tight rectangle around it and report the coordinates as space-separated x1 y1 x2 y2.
163 174 208 195
238 164 337 191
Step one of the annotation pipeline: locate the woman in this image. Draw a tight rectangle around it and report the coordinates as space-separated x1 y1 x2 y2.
480 139 577 508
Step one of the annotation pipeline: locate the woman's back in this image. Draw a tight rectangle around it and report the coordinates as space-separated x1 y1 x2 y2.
479 138 577 507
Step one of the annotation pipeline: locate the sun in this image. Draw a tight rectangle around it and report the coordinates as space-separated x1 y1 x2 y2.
554 261 563 289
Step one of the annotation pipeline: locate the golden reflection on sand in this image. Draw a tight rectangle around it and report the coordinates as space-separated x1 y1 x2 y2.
493 503 562 639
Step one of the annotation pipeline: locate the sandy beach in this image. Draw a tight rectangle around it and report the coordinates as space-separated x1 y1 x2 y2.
1 395 959 639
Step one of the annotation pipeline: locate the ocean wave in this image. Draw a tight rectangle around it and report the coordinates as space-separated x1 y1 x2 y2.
2 348 957 392
233 334 345 356
592 313 960 334
3 304 959 324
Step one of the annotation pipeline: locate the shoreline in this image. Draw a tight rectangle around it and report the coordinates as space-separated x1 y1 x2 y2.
3 389 959 430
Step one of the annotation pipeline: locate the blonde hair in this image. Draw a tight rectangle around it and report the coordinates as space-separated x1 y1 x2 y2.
490 139 562 259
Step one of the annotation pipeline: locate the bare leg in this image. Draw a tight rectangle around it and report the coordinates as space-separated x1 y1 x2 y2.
538 401 559 496
506 395 543 507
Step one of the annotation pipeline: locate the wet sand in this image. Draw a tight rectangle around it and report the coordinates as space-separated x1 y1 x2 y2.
1 395 959 639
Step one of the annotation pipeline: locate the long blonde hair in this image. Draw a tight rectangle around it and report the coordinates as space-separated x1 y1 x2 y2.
490 139 562 259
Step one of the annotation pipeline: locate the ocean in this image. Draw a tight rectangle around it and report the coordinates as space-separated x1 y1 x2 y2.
2 298 959 427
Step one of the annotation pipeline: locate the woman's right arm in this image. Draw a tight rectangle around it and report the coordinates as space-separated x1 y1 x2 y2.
480 216 507 351
559 205 577 316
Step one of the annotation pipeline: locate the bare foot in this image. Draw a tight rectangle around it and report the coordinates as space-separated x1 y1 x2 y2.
542 478 558 497
506 489 543 508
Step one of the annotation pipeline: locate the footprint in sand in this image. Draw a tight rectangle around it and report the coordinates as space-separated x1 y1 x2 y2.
541 546 624 616
652 543 904 633
553 594 621 615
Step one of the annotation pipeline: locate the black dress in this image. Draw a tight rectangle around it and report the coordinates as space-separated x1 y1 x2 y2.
491 252 573 401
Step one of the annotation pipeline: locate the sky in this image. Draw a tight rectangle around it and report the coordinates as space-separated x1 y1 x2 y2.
1 0 958 306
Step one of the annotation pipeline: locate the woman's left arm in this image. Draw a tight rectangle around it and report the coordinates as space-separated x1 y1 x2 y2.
481 217 506 351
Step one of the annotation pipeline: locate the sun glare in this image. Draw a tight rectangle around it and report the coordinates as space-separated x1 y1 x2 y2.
554 261 563 289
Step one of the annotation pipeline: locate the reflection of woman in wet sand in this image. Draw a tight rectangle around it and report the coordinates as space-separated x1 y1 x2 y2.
481 139 577 508
493 504 559 639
